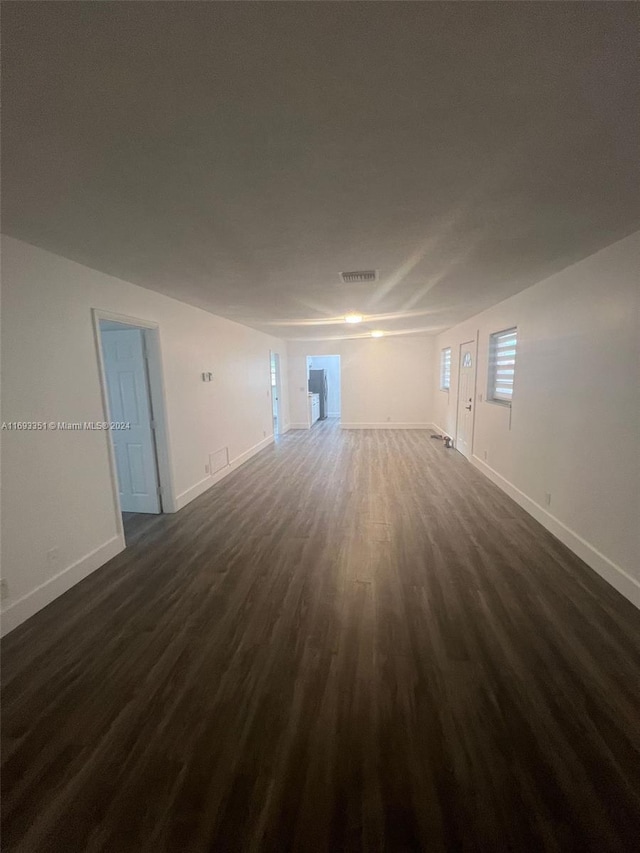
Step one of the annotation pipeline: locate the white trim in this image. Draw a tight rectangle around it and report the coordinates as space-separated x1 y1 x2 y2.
89 309 159 329
341 422 435 430
279 423 291 435
231 435 274 469
174 435 275 511
175 476 214 509
92 316 126 540
0 535 125 637
142 328 177 512
471 455 640 610
289 422 311 430
431 421 449 436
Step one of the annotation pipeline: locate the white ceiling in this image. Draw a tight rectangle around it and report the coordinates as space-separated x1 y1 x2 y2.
3 2 639 340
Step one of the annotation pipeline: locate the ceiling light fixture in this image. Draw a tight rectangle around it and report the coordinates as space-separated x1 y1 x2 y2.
371 330 384 338
344 313 363 324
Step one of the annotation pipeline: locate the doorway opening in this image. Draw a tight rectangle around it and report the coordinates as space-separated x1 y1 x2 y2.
270 351 282 436
306 355 341 428
455 339 477 460
93 310 174 546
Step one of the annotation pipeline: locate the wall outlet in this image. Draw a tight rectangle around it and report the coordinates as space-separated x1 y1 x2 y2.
0 579 8 601
47 547 59 567
544 492 552 506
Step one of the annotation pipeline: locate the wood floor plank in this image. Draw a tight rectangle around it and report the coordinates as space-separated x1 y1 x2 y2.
2 420 640 852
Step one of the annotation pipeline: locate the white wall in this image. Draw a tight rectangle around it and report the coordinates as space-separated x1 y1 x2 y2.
288 336 434 429
0 235 289 634
432 231 640 607
307 354 341 417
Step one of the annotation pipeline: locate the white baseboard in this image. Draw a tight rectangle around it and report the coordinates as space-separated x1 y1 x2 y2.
470 455 640 610
431 422 451 437
289 422 311 430
175 475 213 509
341 422 435 430
175 435 275 511
232 435 274 468
0 534 125 637
279 424 291 435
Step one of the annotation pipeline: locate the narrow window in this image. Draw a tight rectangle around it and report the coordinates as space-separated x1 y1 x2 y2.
488 327 517 403
440 347 451 390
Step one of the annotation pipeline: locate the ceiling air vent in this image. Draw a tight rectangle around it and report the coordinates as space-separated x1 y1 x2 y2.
340 270 378 284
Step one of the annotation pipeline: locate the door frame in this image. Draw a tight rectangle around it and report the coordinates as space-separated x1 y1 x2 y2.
92 309 176 540
455 337 479 458
270 350 282 436
306 354 341 422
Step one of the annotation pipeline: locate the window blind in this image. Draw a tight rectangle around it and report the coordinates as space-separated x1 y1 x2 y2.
440 347 451 390
489 328 517 403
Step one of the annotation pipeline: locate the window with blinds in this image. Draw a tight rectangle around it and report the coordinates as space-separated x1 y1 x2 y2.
440 347 451 390
488 327 517 403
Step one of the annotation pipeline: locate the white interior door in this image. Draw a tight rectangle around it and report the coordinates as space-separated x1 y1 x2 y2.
456 340 476 459
101 329 161 513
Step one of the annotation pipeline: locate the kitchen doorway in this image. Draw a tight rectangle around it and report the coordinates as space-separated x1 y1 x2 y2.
306 354 341 427
270 351 282 436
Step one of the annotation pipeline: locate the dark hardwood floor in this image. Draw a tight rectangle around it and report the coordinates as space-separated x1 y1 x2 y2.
122 511 166 546
2 421 640 852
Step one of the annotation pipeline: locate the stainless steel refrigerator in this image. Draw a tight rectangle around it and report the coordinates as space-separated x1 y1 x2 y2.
308 369 328 420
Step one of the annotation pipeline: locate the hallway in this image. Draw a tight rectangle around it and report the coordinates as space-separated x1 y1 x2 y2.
2 423 639 852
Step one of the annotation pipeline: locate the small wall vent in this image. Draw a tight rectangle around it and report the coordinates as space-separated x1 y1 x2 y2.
340 270 378 284
210 447 229 475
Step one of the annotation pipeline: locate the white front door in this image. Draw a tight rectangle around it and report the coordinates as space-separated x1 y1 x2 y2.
456 340 476 459
101 329 161 513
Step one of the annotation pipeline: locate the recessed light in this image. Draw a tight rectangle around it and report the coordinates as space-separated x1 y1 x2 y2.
345 313 363 324
371 330 385 338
